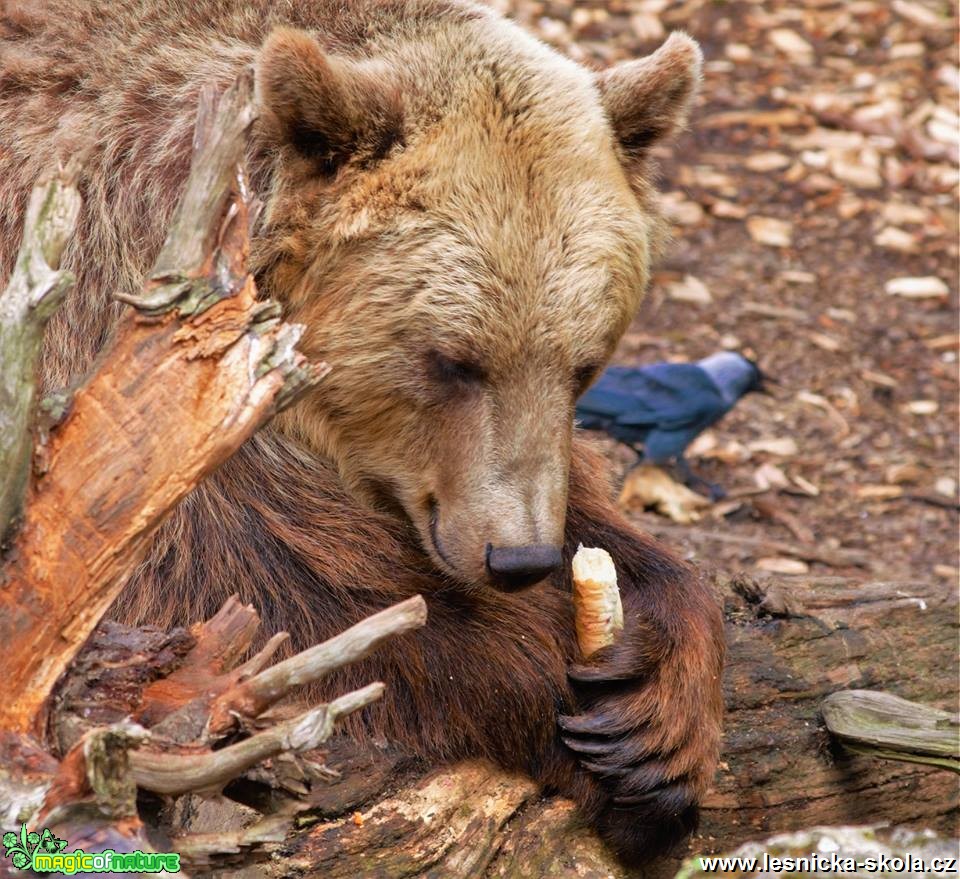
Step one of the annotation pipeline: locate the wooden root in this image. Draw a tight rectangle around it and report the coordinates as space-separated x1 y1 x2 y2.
16 595 426 870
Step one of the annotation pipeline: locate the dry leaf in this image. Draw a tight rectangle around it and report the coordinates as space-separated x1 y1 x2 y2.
885 463 924 484
680 165 737 194
937 64 960 91
747 216 793 247
890 41 925 59
711 199 748 219
837 195 865 219
861 369 898 388
756 557 810 575
754 462 789 491
792 128 865 151
885 276 949 298
874 227 919 253
712 499 744 518
700 440 750 465
745 152 792 172
903 399 939 415
752 496 815 544
925 334 960 351
687 432 718 457
780 270 816 284
856 485 904 500
809 332 843 352
662 192 705 226
769 29 814 60
741 301 808 321
618 464 711 524
935 477 957 498
830 154 883 189
725 43 752 62
892 0 953 29
791 475 821 497
629 12 665 42
748 437 799 457
881 202 929 225
666 274 712 305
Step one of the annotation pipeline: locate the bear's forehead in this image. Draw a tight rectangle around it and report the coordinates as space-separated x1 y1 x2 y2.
324 10 652 260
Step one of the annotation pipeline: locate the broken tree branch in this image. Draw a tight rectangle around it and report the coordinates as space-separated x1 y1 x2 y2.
0 71 324 736
822 689 960 773
207 595 429 735
26 595 426 874
0 168 81 542
130 684 385 796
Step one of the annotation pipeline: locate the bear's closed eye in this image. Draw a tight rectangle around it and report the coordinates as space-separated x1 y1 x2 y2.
428 350 487 387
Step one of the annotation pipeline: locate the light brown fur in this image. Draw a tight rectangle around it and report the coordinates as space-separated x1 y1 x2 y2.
1 0 722 863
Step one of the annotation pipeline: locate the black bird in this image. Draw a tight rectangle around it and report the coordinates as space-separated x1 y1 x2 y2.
575 352 764 499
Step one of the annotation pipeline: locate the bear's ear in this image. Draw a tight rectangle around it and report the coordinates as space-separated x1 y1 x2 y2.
596 32 702 161
256 27 403 173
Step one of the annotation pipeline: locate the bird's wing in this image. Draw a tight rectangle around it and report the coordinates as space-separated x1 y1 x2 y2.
643 423 718 464
603 364 728 430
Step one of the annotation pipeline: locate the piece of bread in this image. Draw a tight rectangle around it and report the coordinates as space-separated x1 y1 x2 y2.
571 544 624 658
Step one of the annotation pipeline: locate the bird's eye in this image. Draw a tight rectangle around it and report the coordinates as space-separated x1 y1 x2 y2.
428 350 486 387
573 363 600 394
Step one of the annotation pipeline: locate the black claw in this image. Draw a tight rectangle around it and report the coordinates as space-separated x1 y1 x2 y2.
558 709 638 737
598 800 700 865
568 656 646 684
557 713 609 735
560 735 613 756
581 759 631 778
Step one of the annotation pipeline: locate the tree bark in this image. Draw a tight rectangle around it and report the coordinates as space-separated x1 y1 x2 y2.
701 573 957 849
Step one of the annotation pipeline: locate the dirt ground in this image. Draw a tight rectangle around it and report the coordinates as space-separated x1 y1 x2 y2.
503 0 959 585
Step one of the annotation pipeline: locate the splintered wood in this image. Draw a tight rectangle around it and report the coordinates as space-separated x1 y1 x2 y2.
571 545 623 658
0 74 322 736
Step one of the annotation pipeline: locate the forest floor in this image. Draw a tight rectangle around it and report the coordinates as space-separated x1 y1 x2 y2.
503 0 959 585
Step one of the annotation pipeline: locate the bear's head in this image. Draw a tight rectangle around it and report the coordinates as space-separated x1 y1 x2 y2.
252 5 700 590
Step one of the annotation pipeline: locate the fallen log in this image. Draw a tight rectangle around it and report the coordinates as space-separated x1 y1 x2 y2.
75 572 948 878
274 573 957 878
681 573 958 867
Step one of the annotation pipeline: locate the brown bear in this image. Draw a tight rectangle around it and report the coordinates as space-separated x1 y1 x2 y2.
0 0 724 864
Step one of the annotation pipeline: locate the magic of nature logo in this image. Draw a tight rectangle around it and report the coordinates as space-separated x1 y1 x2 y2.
2 823 181 874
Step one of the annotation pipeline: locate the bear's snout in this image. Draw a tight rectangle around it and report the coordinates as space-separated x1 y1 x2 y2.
485 543 563 591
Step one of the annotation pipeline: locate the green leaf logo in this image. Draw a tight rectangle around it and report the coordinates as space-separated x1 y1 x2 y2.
1 823 69 871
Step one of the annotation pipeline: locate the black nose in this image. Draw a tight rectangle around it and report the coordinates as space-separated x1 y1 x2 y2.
486 544 563 591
